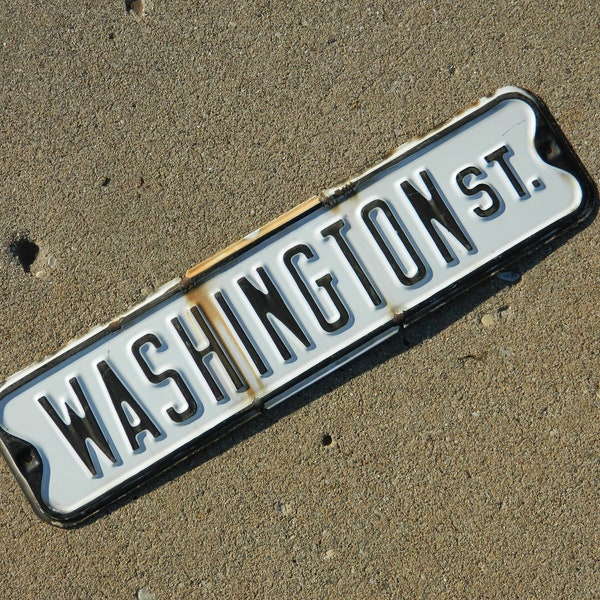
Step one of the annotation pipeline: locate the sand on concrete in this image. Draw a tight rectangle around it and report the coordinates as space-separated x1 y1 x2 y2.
0 1 598 598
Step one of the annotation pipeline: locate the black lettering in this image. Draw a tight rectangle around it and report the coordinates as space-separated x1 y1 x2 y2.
171 305 248 402
361 199 427 285
97 361 161 452
38 378 117 477
400 170 473 263
238 267 311 361
214 291 269 375
320 220 383 307
456 166 502 218
485 145 527 198
132 333 199 423
283 244 350 333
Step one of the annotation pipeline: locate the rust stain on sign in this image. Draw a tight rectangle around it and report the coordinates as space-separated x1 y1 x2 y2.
183 283 266 402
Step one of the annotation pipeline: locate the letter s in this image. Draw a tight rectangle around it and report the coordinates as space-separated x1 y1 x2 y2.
456 166 502 218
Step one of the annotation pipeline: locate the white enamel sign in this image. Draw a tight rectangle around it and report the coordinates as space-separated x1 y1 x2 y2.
0 88 594 525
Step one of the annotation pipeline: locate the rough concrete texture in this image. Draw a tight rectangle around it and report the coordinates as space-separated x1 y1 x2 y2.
0 1 598 598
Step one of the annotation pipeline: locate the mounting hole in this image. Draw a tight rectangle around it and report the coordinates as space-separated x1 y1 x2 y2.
9 237 39 273
15 447 40 474
321 433 333 447
541 139 560 162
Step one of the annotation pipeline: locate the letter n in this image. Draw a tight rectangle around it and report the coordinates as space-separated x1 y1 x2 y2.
401 170 473 263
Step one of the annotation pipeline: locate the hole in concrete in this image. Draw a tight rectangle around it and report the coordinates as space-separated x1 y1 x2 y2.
321 433 333 447
9 237 39 273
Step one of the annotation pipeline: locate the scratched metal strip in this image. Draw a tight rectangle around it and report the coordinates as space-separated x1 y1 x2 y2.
0 87 595 526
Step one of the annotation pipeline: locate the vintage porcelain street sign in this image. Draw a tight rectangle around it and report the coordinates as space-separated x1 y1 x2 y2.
0 88 595 525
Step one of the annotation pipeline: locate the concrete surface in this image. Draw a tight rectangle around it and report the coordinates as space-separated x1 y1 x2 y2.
0 1 598 598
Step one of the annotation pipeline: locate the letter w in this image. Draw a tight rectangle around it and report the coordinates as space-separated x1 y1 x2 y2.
38 377 117 477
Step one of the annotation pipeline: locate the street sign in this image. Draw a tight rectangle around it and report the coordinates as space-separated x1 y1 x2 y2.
0 87 594 525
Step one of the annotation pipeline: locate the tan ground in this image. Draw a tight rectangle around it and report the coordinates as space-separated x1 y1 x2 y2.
0 1 598 598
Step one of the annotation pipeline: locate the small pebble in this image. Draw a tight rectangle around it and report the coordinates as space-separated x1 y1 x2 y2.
276 501 293 516
496 271 521 283
480 314 495 327
137 589 154 600
130 0 145 17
